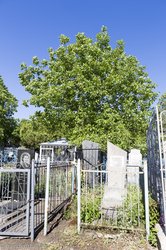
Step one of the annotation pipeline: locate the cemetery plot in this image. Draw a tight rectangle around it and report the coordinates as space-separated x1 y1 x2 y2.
78 141 147 234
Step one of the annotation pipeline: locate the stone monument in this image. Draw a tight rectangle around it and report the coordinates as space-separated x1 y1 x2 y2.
102 141 127 209
128 149 142 185
82 140 99 169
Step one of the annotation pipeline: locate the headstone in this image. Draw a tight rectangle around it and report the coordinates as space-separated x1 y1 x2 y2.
128 149 142 185
13 148 34 201
82 140 99 187
102 141 127 209
2 147 18 163
129 149 142 166
17 148 35 168
82 140 99 169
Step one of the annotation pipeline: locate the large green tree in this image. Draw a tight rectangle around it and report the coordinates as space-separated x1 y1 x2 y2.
19 27 157 150
0 76 18 146
19 117 54 149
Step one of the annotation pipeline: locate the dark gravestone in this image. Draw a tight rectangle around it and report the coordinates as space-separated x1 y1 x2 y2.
17 148 35 168
13 148 34 201
82 140 99 169
82 140 99 187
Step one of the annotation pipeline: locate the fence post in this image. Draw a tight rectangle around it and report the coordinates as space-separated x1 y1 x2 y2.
66 164 68 199
31 159 35 242
157 106 166 233
44 157 50 236
144 160 150 240
72 165 74 194
77 158 81 234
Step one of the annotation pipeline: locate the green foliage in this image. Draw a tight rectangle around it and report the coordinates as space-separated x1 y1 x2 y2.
117 185 145 228
19 116 55 149
159 92 166 111
159 92 166 141
148 195 159 247
19 27 157 151
81 196 101 223
63 196 77 220
64 187 102 224
0 76 18 146
81 186 102 223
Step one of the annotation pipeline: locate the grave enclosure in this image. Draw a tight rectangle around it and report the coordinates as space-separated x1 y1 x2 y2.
0 144 76 240
77 140 149 238
0 137 152 240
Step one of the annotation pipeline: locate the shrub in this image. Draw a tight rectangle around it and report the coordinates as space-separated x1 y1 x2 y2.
117 184 145 228
81 190 102 223
148 195 159 246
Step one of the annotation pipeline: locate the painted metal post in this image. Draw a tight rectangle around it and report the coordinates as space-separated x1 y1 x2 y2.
77 158 81 234
156 106 166 233
39 145 42 162
44 157 50 236
31 159 35 242
72 164 75 194
26 169 31 236
144 160 150 240
66 164 68 199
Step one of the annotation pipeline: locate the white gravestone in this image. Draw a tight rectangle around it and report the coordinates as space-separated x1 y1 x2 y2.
102 141 127 209
128 149 142 185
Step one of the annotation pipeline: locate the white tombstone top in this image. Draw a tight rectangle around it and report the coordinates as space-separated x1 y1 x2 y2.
129 149 142 166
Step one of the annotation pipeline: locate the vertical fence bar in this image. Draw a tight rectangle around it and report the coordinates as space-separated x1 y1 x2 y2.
31 159 35 242
144 160 150 240
72 164 75 194
160 110 166 191
26 169 30 236
66 164 68 198
77 158 81 234
156 106 166 233
44 157 50 236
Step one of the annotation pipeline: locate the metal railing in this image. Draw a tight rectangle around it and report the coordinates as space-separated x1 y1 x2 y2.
30 158 76 240
147 106 166 233
0 158 76 240
77 159 149 238
0 168 30 236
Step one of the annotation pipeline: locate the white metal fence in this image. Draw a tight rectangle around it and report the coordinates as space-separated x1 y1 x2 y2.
77 159 149 238
31 158 76 240
0 168 30 236
0 157 76 240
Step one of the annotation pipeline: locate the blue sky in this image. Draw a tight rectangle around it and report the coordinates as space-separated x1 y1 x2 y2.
0 0 166 119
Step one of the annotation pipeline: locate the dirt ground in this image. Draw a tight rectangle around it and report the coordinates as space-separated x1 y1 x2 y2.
0 219 158 250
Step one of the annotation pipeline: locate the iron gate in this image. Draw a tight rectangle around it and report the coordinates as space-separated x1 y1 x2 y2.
0 168 30 236
0 158 76 239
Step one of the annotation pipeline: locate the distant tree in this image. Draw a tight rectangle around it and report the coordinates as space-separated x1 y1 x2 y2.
19 117 54 149
159 92 166 139
159 92 166 111
19 27 157 151
0 76 18 146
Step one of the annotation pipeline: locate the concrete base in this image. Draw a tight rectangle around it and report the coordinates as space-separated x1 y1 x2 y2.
156 223 166 250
